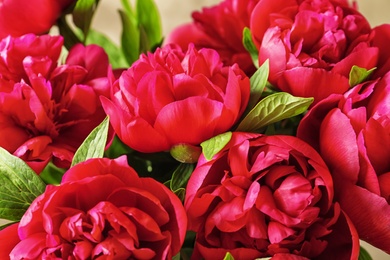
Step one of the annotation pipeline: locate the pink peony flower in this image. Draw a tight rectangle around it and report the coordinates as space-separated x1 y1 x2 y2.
297 71 390 254
165 0 260 75
0 156 187 259
101 44 250 153
0 34 113 173
185 132 359 259
0 0 74 38
250 0 378 104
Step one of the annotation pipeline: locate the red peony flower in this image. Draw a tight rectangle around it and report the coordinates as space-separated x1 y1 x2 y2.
101 44 250 153
164 0 259 75
250 0 378 104
0 34 113 173
0 0 74 39
185 132 359 259
297 72 390 254
0 156 187 259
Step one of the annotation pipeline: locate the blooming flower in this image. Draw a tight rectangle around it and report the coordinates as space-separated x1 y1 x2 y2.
185 132 359 259
165 0 259 75
101 44 250 153
0 156 187 259
0 0 74 38
0 34 113 173
250 0 378 104
297 71 390 254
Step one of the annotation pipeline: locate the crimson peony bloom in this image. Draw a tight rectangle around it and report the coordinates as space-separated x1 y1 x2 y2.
0 156 187 259
164 0 259 75
185 132 359 259
0 34 113 173
0 0 74 38
101 44 250 153
297 72 390 254
250 0 378 104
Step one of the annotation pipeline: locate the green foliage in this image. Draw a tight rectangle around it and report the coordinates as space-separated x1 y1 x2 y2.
201 132 232 161
39 162 66 185
358 246 373 260
237 93 313 132
245 59 269 114
119 0 163 65
136 0 163 52
223 252 235 260
71 116 110 167
242 27 259 68
349 65 376 87
0 148 46 221
85 29 128 68
119 8 141 65
72 0 100 40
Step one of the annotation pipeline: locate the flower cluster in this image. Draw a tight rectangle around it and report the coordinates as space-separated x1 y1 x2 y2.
0 0 389 259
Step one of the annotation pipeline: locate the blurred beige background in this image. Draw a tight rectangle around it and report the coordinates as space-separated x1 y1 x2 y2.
93 0 390 258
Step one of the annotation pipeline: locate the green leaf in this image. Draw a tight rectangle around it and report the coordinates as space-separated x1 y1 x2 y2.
349 65 376 87
71 116 110 167
223 252 235 260
136 0 162 51
0 147 46 221
119 9 140 65
170 163 194 192
170 144 201 163
200 132 232 161
236 92 313 132
39 162 66 185
172 252 181 260
57 16 83 50
358 246 373 260
72 0 100 40
242 27 259 68
245 59 269 113
85 29 128 68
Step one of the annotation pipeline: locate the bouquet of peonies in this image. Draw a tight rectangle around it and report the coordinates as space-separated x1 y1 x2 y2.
0 0 389 259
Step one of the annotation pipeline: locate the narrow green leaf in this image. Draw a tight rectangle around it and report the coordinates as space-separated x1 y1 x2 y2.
172 252 181 260
349 65 376 87
358 246 373 260
120 0 134 18
0 147 46 221
236 92 313 132
85 29 128 68
223 252 235 260
119 9 140 65
170 144 201 163
71 116 110 167
136 0 162 51
57 16 83 50
72 0 99 40
200 132 232 161
242 27 259 68
246 59 269 113
170 163 194 192
39 162 66 185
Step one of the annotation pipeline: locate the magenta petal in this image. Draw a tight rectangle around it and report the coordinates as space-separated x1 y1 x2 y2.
0 223 20 258
154 96 223 145
280 67 350 104
319 108 360 183
337 182 390 254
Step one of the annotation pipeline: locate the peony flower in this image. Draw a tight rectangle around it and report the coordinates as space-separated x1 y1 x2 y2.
0 156 187 259
0 34 113 173
0 0 74 39
185 132 359 259
164 0 259 75
101 44 250 153
297 71 390 254
250 0 378 104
